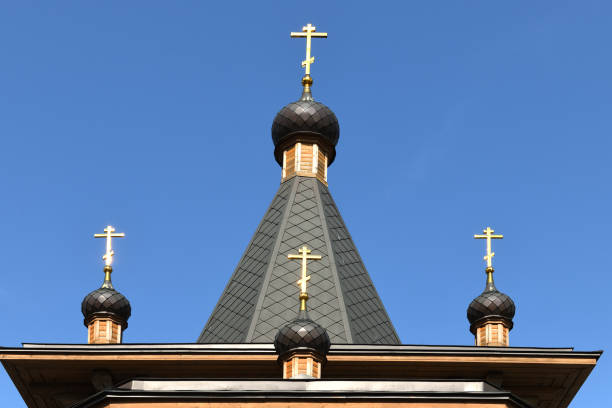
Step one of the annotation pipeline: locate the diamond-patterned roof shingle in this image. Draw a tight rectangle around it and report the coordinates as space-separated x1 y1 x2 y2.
198 176 400 345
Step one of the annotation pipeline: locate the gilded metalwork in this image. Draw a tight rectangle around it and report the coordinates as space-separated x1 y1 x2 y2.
288 245 322 310
94 225 125 267
474 227 503 273
101 265 114 288
291 23 327 77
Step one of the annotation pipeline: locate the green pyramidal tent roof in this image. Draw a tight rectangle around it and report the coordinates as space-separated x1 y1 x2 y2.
198 176 400 344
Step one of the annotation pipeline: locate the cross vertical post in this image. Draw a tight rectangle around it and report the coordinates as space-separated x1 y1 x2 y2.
290 23 328 77
288 245 322 310
474 227 504 270
94 225 125 267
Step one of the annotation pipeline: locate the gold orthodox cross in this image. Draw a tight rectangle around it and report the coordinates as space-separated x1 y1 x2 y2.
94 225 125 266
474 227 503 269
291 23 327 76
288 245 322 310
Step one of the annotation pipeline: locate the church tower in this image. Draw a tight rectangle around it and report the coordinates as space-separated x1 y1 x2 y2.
468 227 515 346
81 225 131 344
274 245 331 379
199 24 399 345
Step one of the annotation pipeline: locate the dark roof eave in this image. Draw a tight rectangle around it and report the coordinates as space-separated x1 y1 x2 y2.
0 343 601 360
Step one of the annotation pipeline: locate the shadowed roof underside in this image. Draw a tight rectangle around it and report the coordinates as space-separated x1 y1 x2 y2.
198 176 400 344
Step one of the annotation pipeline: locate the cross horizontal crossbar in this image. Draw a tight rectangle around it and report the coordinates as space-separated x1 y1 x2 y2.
290 32 328 38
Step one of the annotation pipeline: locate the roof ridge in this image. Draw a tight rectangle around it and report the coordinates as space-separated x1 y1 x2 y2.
314 180 353 343
245 178 300 342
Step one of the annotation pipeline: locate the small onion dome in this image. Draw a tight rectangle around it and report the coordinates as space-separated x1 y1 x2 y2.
274 310 331 357
82 287 131 328
271 78 340 166
467 279 515 334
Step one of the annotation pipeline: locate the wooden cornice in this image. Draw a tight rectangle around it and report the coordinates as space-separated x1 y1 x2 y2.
0 344 601 408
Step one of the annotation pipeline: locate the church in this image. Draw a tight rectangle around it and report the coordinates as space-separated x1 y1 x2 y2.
0 24 601 408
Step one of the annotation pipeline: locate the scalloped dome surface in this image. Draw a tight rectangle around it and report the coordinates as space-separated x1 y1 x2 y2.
467 289 515 324
271 100 339 148
274 313 331 356
82 287 131 323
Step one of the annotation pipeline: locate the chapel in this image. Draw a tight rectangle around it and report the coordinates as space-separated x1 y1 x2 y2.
0 24 600 408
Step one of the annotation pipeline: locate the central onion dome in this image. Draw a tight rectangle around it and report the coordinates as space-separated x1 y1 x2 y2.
274 309 331 357
271 76 339 166
81 266 131 327
467 274 515 333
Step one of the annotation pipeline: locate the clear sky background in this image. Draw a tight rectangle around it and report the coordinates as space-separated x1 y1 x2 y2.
0 1 610 406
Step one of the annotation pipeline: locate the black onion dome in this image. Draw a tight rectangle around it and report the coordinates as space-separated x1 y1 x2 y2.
274 310 331 356
272 100 339 147
82 287 131 326
271 85 340 167
467 285 515 329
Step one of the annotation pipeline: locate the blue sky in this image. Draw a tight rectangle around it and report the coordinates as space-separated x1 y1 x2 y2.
0 1 610 406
